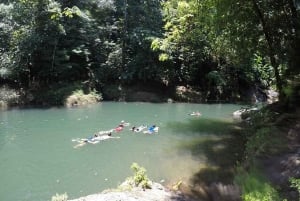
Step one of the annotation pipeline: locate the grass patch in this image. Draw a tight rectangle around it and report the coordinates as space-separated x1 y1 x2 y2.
244 127 288 163
235 167 281 201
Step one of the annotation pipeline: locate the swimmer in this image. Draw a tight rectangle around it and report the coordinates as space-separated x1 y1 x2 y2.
115 120 130 132
189 111 201 116
131 125 147 132
72 133 120 148
143 125 159 134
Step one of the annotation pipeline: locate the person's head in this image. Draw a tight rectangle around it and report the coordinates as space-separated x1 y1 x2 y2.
108 132 112 136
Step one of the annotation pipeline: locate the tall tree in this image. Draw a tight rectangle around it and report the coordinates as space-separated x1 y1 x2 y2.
212 0 300 100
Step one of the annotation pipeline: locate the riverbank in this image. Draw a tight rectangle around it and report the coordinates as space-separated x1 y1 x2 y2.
259 118 300 200
69 182 196 201
68 162 199 201
0 82 266 109
235 103 300 201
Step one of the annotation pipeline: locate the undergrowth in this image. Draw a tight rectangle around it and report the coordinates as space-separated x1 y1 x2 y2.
235 106 296 201
235 167 281 201
125 162 152 190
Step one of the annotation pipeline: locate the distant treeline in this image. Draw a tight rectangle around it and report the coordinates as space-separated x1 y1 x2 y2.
0 0 299 105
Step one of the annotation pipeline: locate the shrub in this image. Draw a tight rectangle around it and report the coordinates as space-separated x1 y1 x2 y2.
235 167 281 201
244 125 287 166
31 82 83 106
290 177 300 200
245 127 272 161
0 85 20 106
65 89 102 107
51 193 68 201
246 108 278 131
130 163 152 189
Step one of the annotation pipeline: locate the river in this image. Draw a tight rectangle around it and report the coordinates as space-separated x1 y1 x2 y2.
0 102 244 201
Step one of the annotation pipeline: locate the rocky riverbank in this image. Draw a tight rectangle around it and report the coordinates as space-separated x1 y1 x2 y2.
69 182 196 201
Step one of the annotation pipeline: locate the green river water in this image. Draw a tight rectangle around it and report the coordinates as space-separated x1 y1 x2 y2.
0 102 244 201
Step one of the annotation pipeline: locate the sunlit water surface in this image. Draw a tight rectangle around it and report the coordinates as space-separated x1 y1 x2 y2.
0 102 244 201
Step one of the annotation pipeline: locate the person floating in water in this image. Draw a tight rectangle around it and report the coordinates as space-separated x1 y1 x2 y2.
96 129 114 136
72 132 120 148
115 121 125 132
189 111 201 116
143 125 159 134
148 125 156 133
115 120 130 132
130 125 147 132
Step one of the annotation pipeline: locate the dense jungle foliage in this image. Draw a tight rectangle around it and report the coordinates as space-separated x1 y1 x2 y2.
0 0 299 105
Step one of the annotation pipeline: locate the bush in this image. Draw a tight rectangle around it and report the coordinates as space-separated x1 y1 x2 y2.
65 89 102 107
31 82 83 106
51 193 68 201
235 167 281 201
245 108 278 130
129 163 152 189
245 127 273 162
0 85 20 106
290 177 300 200
243 108 288 164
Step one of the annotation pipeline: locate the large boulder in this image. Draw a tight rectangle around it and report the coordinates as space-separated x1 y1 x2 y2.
233 107 259 120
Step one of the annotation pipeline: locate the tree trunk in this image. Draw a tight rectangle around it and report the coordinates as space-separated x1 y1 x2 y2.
251 0 284 100
288 0 298 32
121 0 128 74
287 0 300 76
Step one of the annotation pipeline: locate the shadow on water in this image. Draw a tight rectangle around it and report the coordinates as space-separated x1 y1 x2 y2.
168 118 245 201
169 117 237 134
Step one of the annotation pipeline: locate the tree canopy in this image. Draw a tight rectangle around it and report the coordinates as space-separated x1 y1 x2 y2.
0 0 299 104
